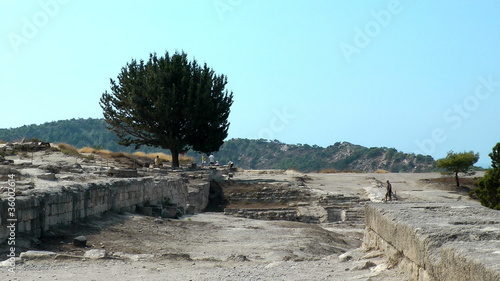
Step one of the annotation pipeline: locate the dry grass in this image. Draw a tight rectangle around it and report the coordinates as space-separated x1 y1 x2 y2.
77 147 194 165
79 148 126 158
78 147 97 153
57 143 82 157
320 168 339 174
133 152 193 164
133 152 172 162
375 169 389 174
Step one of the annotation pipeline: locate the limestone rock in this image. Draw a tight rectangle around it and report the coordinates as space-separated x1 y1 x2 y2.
352 261 377 270
39 164 61 174
111 252 154 261
73 235 87 247
185 204 196 215
84 249 107 259
37 173 57 181
227 254 250 262
20 250 56 260
338 252 353 262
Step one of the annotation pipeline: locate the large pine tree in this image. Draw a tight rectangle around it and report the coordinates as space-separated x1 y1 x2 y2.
100 51 233 167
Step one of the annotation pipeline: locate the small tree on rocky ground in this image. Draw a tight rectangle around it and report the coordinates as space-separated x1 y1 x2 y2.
436 151 479 187
473 143 500 210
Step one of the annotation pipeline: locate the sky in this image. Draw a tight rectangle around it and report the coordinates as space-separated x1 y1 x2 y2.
1 0 500 167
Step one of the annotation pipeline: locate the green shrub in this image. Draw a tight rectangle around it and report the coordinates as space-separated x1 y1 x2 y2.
472 143 500 210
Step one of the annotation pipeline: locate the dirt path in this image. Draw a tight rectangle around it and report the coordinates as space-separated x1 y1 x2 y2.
4 212 402 281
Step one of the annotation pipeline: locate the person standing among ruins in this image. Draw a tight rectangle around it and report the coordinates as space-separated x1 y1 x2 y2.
385 180 393 202
154 155 162 167
209 154 215 166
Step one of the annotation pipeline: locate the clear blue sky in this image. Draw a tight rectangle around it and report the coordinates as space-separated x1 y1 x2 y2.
1 0 500 167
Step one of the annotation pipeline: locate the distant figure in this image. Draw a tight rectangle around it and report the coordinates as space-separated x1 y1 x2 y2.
228 160 234 169
154 155 162 167
385 180 393 202
201 154 206 167
209 154 215 166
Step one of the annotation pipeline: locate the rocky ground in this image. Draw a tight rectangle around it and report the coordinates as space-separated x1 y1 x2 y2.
0 145 485 281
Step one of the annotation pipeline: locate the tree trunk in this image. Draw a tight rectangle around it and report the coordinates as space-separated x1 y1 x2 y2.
170 148 180 168
455 171 460 187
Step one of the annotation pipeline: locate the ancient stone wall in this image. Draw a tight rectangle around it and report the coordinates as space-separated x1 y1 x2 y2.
363 202 500 281
0 176 210 244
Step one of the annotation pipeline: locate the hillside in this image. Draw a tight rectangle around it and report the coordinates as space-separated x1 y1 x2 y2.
0 118 436 172
214 139 436 173
0 118 129 152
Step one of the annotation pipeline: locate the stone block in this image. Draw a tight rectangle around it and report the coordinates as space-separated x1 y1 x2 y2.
37 173 57 181
73 236 87 247
161 206 178 219
142 206 153 216
364 202 500 281
84 249 107 259
20 250 56 260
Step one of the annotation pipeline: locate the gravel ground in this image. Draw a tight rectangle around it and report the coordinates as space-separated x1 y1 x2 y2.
2 212 404 281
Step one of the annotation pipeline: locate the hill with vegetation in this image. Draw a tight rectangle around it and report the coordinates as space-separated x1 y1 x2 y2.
0 118 436 172
0 118 130 152
214 139 436 173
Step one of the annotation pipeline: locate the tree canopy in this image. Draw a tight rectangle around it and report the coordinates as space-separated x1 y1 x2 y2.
474 143 500 209
436 151 479 187
100 51 234 167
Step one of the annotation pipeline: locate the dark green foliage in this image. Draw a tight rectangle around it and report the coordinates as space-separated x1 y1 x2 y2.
473 143 500 210
100 51 233 167
436 151 479 187
0 118 123 150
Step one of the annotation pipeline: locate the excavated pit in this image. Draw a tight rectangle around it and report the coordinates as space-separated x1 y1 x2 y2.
216 178 369 224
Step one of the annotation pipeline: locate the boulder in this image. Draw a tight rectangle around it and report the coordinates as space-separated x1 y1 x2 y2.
73 235 87 247
83 249 107 259
37 173 57 181
0 257 21 267
161 206 179 219
20 250 56 260
39 164 61 174
185 204 196 215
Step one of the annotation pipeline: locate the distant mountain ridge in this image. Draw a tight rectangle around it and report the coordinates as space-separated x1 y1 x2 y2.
214 139 436 173
0 118 436 172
